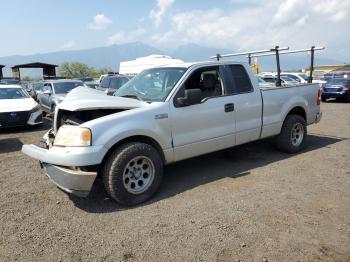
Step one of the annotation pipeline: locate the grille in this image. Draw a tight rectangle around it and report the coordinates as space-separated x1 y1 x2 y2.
0 111 30 127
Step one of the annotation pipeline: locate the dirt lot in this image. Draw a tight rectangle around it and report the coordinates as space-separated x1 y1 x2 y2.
0 101 349 262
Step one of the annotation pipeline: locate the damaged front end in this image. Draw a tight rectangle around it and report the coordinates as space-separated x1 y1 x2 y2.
23 87 148 197
54 108 126 132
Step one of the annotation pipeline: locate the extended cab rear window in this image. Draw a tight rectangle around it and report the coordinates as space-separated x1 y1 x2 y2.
228 65 253 94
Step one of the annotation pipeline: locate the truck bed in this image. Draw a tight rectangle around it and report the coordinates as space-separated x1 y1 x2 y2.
260 83 321 139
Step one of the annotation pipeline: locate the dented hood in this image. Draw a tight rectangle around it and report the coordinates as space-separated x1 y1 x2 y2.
58 86 148 111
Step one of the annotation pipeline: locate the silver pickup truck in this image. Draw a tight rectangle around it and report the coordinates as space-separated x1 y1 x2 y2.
22 61 322 205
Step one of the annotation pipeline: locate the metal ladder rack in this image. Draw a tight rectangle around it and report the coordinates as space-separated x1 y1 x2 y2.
211 46 325 86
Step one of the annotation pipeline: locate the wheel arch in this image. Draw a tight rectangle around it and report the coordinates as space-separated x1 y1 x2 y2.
285 106 306 122
98 135 166 175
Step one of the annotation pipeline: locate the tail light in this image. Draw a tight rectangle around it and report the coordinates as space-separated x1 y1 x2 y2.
343 85 350 91
317 87 322 106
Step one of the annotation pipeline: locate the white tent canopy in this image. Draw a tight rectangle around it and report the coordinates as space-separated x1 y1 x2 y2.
119 55 184 75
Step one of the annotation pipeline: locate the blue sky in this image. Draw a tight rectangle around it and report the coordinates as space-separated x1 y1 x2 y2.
0 0 349 61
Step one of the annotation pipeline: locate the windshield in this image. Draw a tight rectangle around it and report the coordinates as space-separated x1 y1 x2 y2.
257 77 266 83
298 74 309 81
263 77 276 83
32 83 43 91
0 88 30 99
86 82 99 89
114 67 187 102
281 76 296 82
53 81 84 94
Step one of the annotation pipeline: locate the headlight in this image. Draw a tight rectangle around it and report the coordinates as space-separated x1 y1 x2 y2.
53 125 92 147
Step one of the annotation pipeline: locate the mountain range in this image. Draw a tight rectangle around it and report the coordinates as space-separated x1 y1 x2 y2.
0 42 345 77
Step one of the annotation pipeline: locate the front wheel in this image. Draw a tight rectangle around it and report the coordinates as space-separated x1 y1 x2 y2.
273 114 307 154
102 142 163 206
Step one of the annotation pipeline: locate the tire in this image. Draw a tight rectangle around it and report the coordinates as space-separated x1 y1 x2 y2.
321 97 327 102
102 142 163 206
346 94 350 103
273 114 307 154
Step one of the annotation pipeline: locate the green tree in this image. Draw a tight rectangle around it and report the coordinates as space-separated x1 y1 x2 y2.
91 67 112 78
59 62 95 78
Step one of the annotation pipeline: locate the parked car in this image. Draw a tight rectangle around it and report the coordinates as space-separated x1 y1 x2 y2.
98 75 130 95
257 76 274 88
85 81 99 89
281 72 326 84
77 77 94 82
280 75 300 85
22 61 322 205
0 78 20 85
261 75 299 86
26 82 43 101
37 79 86 115
0 85 42 128
321 77 350 102
280 73 309 83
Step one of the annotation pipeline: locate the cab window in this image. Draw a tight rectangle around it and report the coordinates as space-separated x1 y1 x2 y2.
177 66 224 102
227 65 253 94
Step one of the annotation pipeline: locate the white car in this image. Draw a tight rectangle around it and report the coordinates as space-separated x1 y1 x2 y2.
280 72 326 84
0 85 43 128
281 72 309 83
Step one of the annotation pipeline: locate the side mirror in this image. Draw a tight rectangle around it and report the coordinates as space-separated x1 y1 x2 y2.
176 89 202 107
43 89 51 95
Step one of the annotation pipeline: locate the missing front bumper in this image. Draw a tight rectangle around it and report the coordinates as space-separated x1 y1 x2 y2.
41 163 97 197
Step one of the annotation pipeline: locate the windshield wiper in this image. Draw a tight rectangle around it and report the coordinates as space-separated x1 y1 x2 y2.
119 94 143 101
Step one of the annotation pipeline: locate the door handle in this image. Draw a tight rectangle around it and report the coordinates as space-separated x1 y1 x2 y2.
224 103 234 112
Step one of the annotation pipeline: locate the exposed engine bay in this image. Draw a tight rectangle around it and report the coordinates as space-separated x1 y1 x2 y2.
55 109 127 131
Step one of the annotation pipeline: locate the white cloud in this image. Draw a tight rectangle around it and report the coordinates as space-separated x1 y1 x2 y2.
103 0 350 60
107 28 146 45
295 14 309 26
150 0 175 27
60 40 75 50
230 0 260 4
147 0 350 59
88 14 113 30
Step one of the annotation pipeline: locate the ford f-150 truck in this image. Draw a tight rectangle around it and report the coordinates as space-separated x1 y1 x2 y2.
22 61 322 205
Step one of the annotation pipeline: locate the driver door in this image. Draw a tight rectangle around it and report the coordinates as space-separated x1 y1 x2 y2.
169 66 236 162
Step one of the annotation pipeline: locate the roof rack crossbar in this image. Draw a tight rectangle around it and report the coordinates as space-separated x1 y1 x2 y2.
249 46 325 83
210 47 289 62
249 46 325 58
211 45 325 86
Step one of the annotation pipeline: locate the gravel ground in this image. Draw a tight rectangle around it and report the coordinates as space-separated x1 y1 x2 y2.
0 101 349 262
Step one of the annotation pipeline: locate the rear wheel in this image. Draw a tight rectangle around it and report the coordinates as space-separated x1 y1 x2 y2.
273 114 307 154
102 142 163 206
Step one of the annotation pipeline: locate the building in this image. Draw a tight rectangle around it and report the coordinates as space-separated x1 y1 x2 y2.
11 62 58 79
304 64 350 79
0 65 4 79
